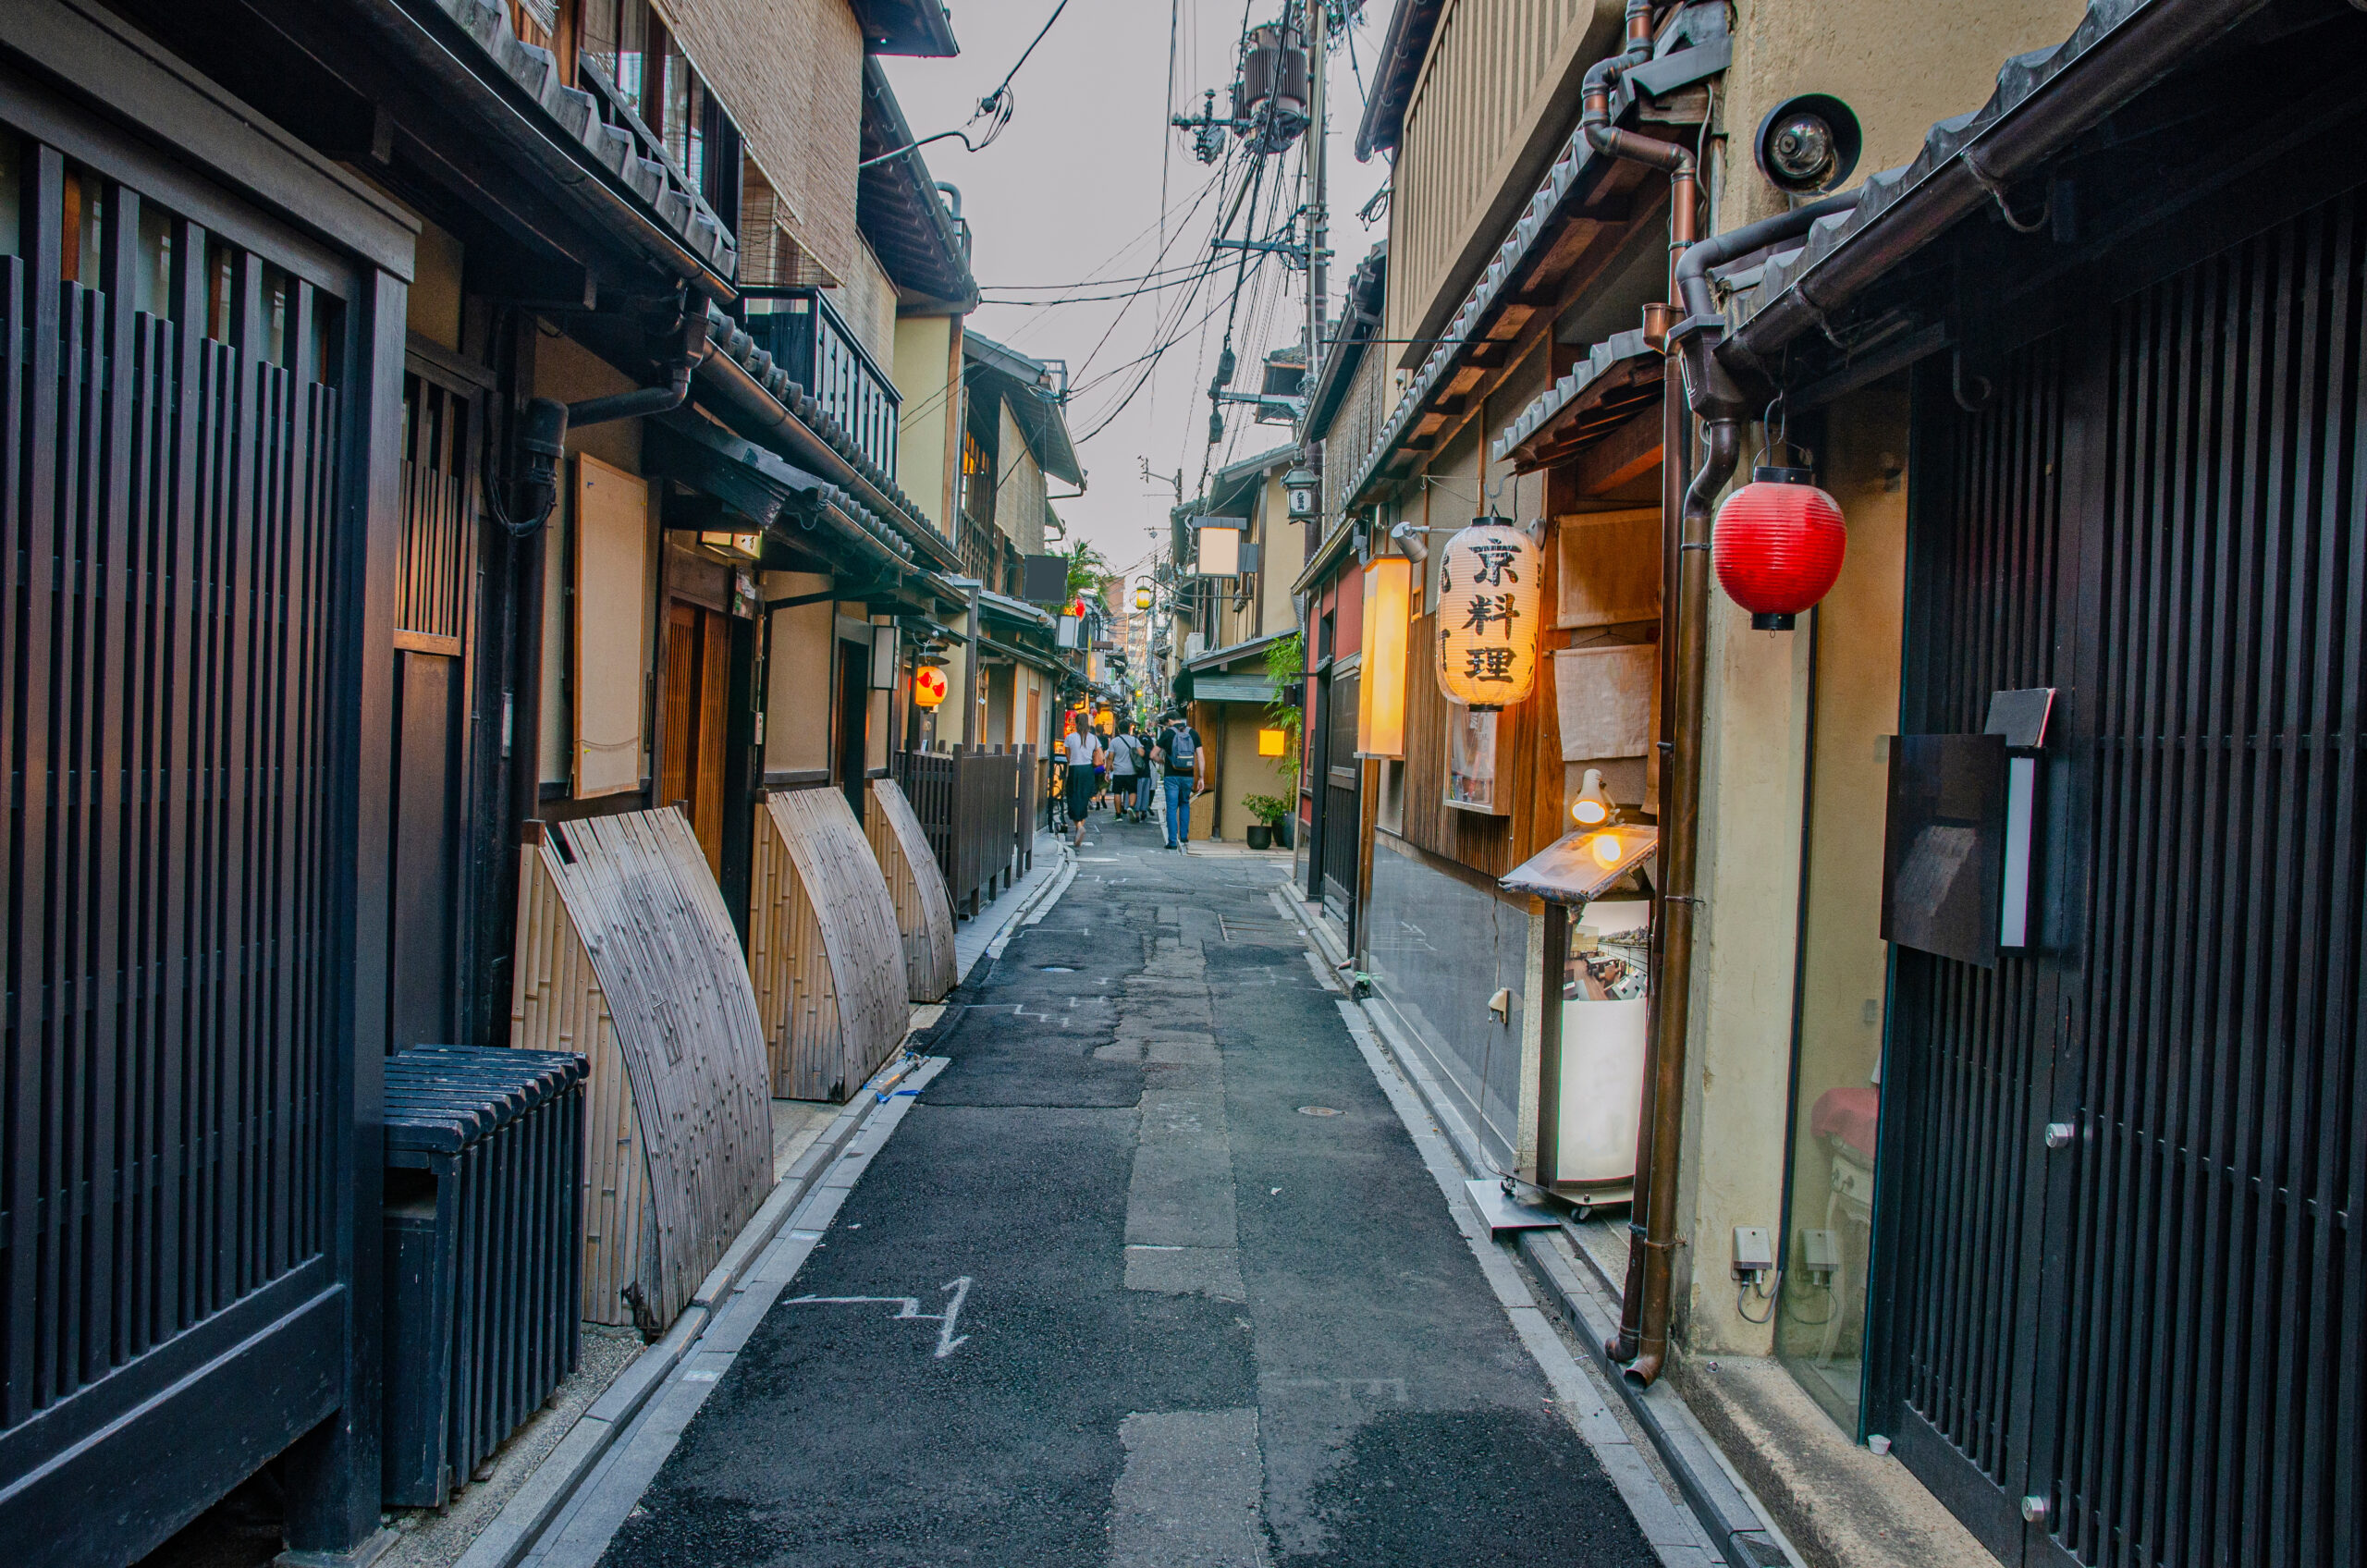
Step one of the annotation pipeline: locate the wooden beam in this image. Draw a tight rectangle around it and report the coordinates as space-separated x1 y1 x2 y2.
1570 408 1663 497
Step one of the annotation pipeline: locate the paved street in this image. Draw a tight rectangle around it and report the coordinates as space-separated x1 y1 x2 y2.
593 811 1671 1566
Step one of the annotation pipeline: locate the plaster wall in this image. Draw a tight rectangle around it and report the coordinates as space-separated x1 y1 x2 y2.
1716 0 2091 228
1670 0 2088 1365
893 313 959 533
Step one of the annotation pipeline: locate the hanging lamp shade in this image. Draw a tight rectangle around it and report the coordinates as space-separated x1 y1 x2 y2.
913 665 949 708
1434 518 1542 712
1712 466 1847 631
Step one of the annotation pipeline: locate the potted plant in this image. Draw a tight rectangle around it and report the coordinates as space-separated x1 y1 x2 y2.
1242 793 1292 851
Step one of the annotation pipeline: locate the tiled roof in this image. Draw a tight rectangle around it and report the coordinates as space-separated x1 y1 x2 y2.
1728 0 2263 352
1490 328 1660 469
425 0 737 280
1343 10 1727 508
704 301 945 554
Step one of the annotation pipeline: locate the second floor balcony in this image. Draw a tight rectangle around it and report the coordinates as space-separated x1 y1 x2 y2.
748 288 901 479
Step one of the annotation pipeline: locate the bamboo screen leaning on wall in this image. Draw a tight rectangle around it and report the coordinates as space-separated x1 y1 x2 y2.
509 810 771 1332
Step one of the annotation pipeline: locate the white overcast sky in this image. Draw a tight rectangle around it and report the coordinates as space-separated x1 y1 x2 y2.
879 0 1392 585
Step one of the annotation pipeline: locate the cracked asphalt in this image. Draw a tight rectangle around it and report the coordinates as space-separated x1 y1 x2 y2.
595 810 1667 1567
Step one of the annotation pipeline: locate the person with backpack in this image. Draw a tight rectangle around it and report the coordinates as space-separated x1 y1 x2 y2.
1155 713 1205 850
1105 722 1143 822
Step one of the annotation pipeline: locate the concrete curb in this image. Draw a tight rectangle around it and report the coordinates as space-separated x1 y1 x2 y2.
451 1054 933 1568
1277 880 1797 1568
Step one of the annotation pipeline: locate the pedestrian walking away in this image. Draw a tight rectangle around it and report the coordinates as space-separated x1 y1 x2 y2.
1105 722 1143 823
1062 722 1102 849
1155 712 1205 850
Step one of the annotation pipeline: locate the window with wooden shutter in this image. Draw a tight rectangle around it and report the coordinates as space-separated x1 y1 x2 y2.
572 453 650 798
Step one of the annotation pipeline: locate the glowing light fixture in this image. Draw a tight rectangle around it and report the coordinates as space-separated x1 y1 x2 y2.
913 666 949 708
1357 554 1411 758
1134 582 1154 611
1572 766 1613 827
1434 518 1542 712
699 530 762 563
1257 728 1288 757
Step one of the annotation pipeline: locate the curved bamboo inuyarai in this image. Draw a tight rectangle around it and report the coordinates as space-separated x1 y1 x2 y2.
509 810 772 1332
748 789 912 1101
866 778 959 1002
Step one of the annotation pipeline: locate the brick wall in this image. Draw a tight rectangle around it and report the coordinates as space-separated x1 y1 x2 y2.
664 0 863 283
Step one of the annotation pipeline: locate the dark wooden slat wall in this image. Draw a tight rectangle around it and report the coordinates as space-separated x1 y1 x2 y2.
1 147 346 1466
1880 185 2367 1568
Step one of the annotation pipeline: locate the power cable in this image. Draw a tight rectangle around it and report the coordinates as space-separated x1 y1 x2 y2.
861 0 1075 169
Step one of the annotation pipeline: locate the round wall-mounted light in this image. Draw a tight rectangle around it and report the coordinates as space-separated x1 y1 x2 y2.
1754 93 1862 196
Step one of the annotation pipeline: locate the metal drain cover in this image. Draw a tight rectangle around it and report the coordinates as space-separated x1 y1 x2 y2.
1297 1106 1343 1117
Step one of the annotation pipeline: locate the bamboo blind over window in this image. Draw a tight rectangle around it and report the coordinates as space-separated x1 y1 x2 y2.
739 166 840 289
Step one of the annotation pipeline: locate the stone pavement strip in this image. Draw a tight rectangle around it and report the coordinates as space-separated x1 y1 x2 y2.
552 811 1721 1567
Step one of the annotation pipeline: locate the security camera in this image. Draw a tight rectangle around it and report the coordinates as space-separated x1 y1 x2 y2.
1754 93 1861 196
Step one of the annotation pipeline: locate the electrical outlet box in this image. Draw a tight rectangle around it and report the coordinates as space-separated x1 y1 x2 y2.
1798 1228 1840 1278
1732 1225 1776 1280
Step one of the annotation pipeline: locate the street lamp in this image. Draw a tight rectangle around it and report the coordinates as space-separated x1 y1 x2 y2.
1283 464 1318 520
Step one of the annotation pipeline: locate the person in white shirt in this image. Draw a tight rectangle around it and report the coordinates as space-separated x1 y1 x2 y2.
1062 724 1103 847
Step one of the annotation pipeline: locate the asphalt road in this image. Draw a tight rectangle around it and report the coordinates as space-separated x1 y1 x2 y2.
597 812 1666 1567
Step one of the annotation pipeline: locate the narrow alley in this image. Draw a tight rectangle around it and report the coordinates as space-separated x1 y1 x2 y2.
554 815 1696 1567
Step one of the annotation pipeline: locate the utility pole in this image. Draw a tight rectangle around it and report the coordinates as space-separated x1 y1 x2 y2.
1304 0 1329 351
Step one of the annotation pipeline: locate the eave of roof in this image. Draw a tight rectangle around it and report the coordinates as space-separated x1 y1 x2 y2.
1343 16 1728 508
964 331 1085 485
402 0 739 288
1303 242 1387 440
1354 0 1448 162
697 301 962 570
859 58 978 310
848 0 959 56
1492 328 1662 472
1185 629 1290 673
1726 0 2266 360
977 588 1055 628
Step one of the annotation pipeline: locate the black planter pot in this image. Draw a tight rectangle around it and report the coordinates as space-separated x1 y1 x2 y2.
1245 824 1274 851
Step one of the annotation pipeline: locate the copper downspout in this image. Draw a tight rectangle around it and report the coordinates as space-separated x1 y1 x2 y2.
1571 0 1709 1379
1612 192 1858 1386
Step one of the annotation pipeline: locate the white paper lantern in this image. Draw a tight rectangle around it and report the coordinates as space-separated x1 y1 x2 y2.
1435 517 1542 711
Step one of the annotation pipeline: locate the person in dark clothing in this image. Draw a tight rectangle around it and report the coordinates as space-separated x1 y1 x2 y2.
1154 714 1205 850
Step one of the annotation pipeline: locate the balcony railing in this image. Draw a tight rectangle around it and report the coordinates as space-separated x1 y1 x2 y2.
750 289 901 477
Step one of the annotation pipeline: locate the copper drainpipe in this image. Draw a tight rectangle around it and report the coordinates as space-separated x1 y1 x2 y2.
1610 191 1859 1387
1573 0 1711 1383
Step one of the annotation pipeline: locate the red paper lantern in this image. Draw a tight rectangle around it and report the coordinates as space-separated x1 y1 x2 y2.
1712 466 1846 630
913 665 949 708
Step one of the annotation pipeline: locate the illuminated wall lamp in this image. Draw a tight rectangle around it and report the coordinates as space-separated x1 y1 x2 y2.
700 530 762 563
1257 728 1288 757
1356 553 1411 758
